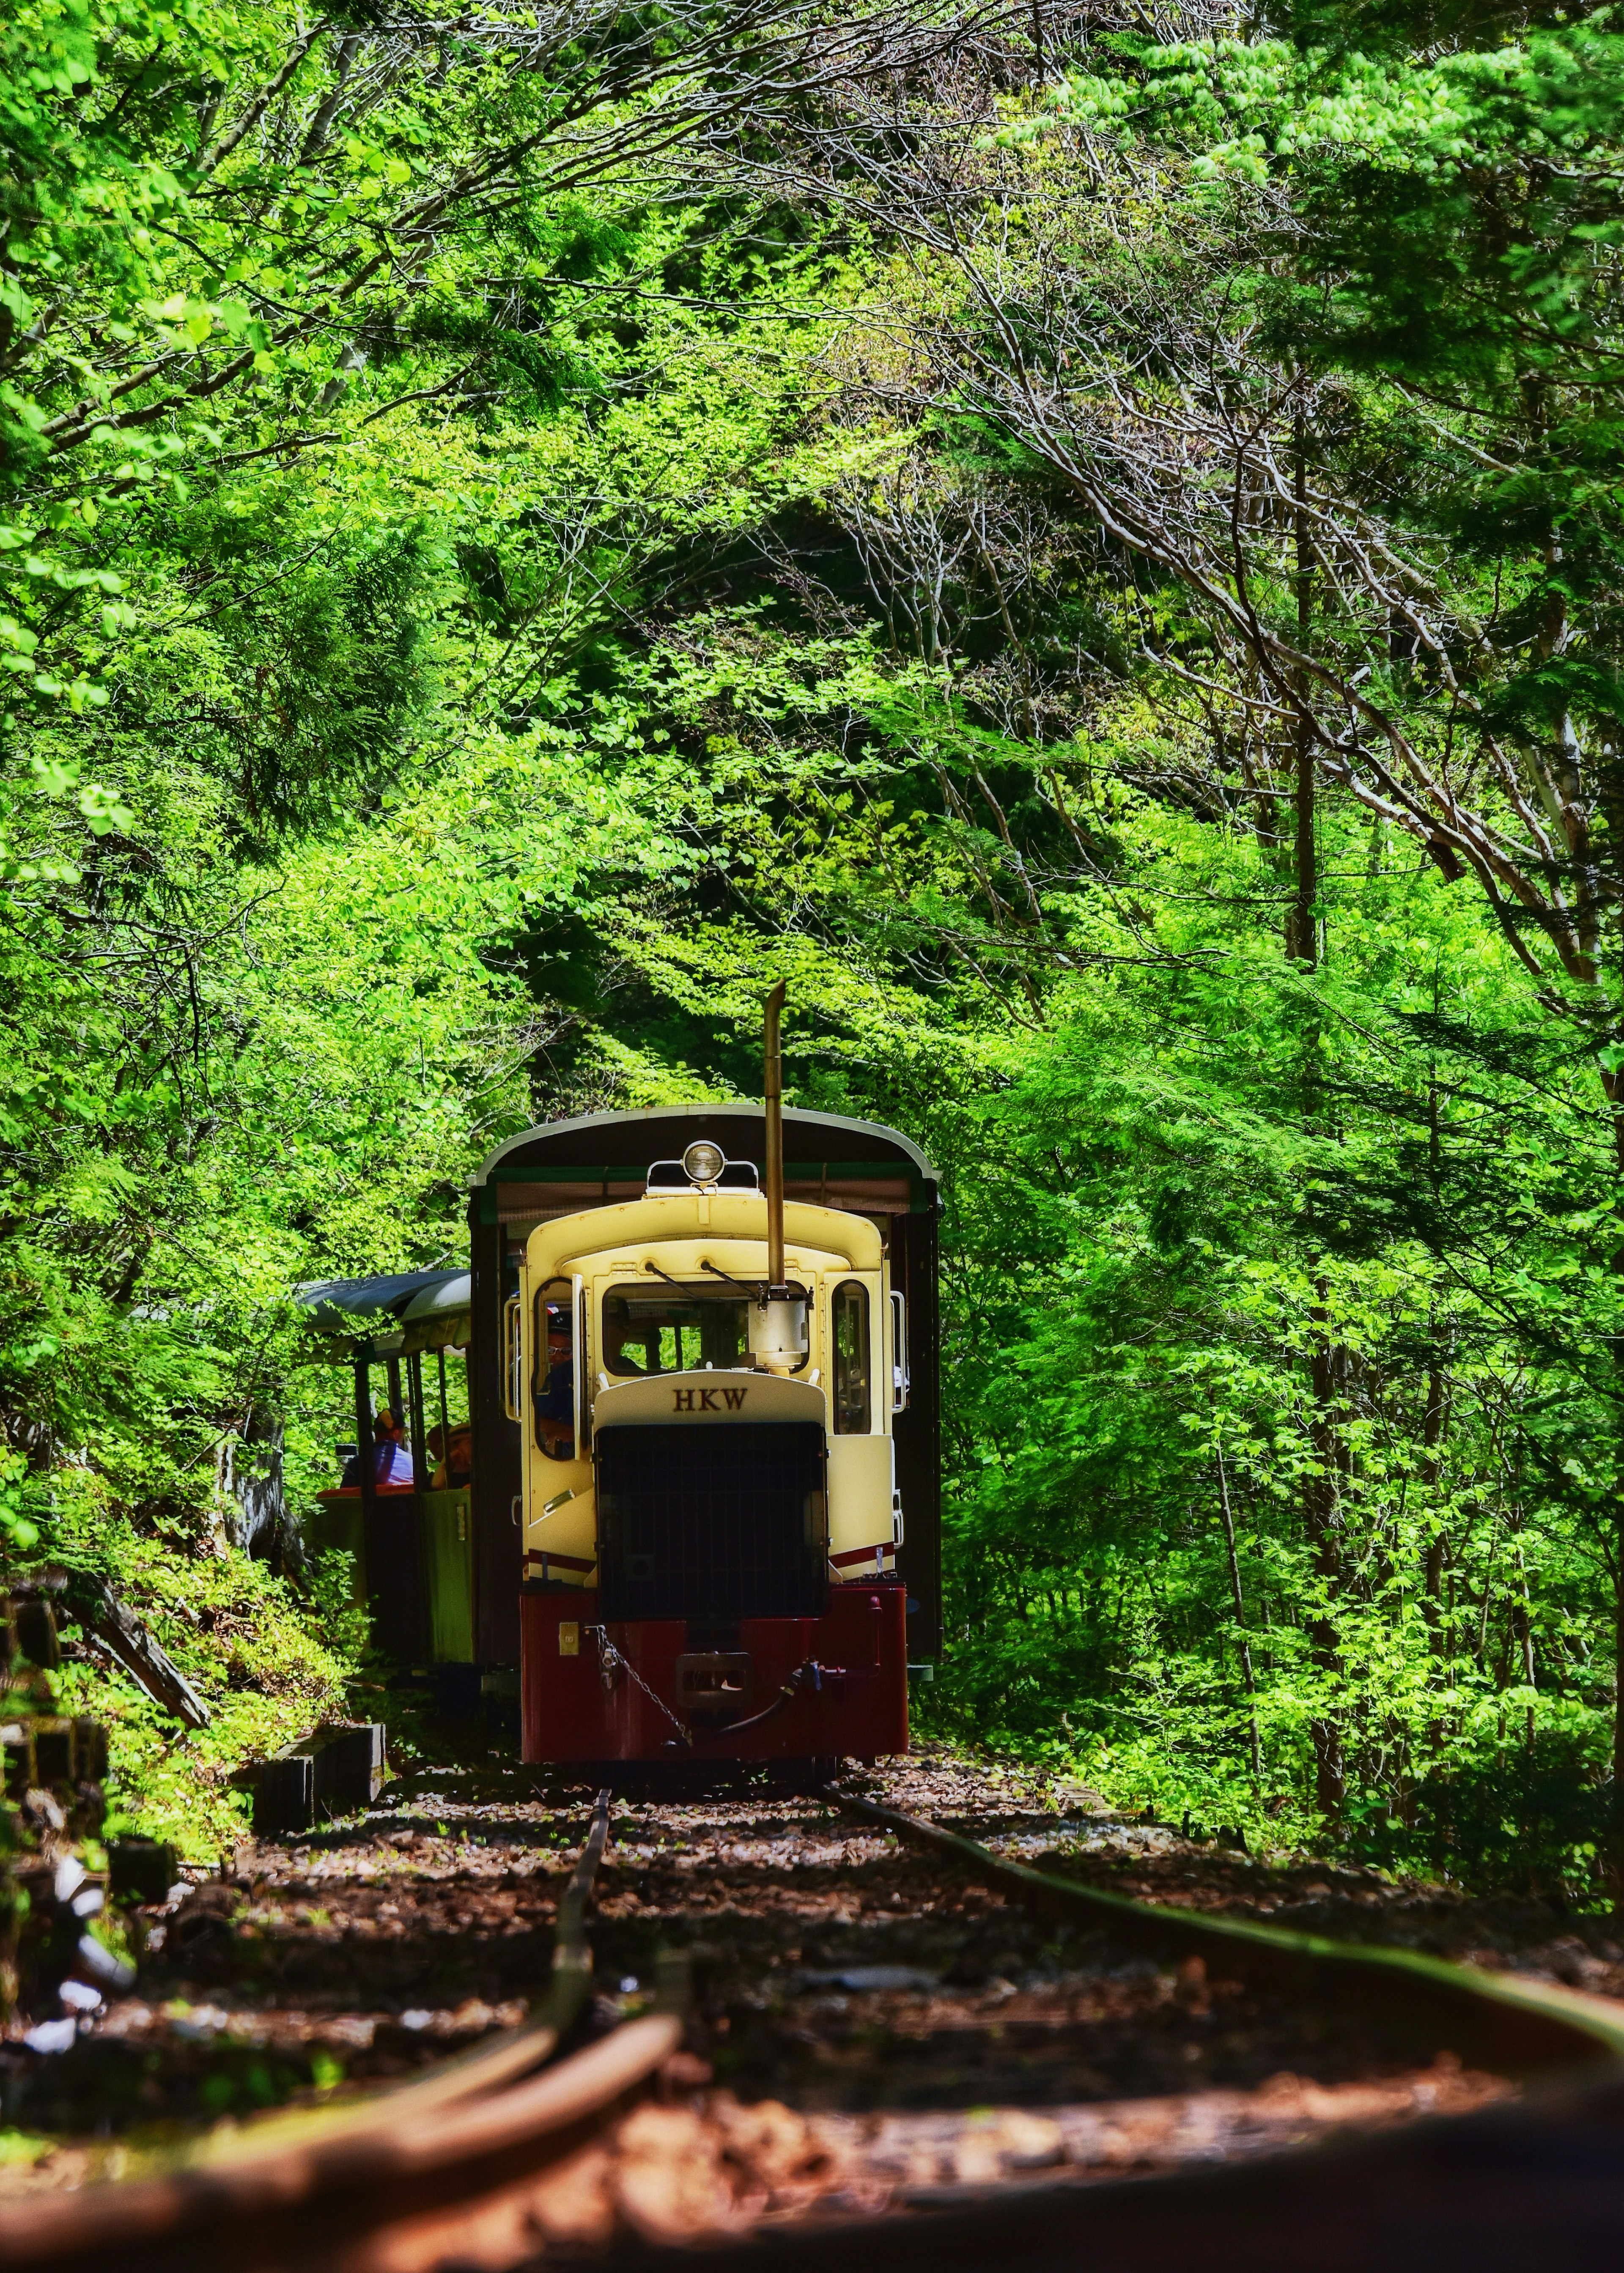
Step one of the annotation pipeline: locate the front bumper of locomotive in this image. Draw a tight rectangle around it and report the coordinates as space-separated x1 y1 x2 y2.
519 1581 908 1763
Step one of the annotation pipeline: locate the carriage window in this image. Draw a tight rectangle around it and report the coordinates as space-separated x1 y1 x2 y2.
533 1278 576 1459
832 1280 870 1434
603 1290 751 1377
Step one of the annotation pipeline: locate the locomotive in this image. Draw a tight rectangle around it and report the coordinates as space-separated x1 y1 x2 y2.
301 995 940 1769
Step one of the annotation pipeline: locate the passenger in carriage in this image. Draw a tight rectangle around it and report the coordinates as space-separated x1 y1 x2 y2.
341 1408 415 1490
428 1422 472 1488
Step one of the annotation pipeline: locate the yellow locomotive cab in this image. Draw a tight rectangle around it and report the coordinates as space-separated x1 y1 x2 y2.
510 1193 899 1604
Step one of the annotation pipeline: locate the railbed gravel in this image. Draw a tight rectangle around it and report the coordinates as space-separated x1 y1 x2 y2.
558 1780 1509 2248
0 1749 1519 2232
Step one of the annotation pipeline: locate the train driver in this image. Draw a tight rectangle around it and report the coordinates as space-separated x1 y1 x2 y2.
534 1306 576 1453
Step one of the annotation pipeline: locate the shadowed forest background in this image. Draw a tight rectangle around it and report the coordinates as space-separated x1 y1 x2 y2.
6 0 1624 1888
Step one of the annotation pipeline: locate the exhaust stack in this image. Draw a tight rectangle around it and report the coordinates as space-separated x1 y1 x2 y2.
764 980 786 1293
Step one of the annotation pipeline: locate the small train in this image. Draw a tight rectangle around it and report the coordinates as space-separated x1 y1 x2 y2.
301 998 939 1767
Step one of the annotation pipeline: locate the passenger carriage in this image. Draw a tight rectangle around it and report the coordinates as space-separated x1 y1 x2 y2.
298 1267 480 1708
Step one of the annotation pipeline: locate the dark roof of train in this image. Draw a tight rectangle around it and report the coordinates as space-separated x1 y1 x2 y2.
471 1106 938 1188
295 1267 471 1348
296 1267 454 1324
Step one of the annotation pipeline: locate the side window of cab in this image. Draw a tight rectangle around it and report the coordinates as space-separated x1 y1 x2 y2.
831 1280 870 1434
533 1278 576 1460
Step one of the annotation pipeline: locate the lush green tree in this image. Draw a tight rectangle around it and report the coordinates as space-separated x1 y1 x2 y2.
5 0 1624 1892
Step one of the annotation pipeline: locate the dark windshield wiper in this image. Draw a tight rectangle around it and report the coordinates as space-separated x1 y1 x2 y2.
701 1259 767 1300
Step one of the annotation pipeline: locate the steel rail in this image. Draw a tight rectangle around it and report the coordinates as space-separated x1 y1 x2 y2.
335 1785 1624 2273
365 1785 1624 2273
198 1784 619 2163
0 1789 689 2273
825 1788 1624 2076
636 1788 1624 2273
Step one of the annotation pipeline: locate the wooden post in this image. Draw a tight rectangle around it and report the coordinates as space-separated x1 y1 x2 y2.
406 1349 429 1489
354 1351 377 1607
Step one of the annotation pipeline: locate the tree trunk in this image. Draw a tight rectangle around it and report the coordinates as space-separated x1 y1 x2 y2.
1215 1446 1262 1785
1287 430 1316 965
1597 1064 1624 1895
1287 412 1343 1816
1305 1296 1346 1818
1511 1533 1536 1752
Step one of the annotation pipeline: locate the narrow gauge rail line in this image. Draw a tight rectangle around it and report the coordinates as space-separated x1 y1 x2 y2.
4 1783 1624 2272
0 1791 684 2273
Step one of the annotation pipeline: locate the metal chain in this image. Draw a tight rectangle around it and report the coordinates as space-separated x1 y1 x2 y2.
585 1627 691 1746
584 1632 839 1747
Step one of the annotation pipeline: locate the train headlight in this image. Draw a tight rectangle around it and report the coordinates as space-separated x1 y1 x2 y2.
682 1140 726 1187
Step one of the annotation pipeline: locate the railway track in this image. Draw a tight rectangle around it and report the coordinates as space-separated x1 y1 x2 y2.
4 1770 1624 2273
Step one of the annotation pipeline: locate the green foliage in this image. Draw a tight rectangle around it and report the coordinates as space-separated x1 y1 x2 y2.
2 0 1622 1894
52 1538 357 1861
899 790 1614 1880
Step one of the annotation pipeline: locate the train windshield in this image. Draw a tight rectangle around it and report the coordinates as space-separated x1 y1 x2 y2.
601 1283 809 1377
603 1288 750 1376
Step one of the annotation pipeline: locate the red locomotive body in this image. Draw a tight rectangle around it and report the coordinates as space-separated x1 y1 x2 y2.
520 1582 910 1763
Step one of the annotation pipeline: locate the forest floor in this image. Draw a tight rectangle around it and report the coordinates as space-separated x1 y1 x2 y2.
0 1741 1539 2230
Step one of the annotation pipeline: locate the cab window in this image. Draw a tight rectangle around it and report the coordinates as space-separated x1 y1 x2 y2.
832 1280 870 1434
603 1289 750 1376
533 1279 575 1459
